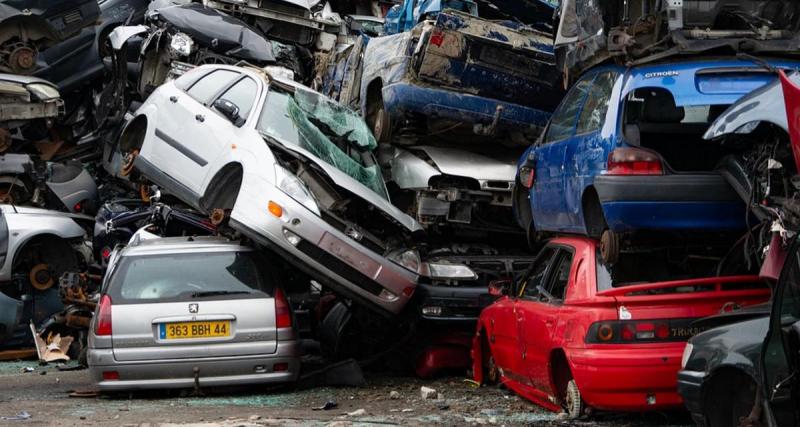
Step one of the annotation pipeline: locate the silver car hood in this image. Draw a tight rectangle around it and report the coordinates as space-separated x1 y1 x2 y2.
704 71 800 140
0 73 57 87
417 146 517 182
269 140 424 234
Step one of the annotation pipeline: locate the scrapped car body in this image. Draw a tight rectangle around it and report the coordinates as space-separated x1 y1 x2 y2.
119 64 437 315
472 237 770 417
677 303 771 427
555 0 800 78
0 205 91 348
88 235 300 391
0 74 64 150
515 58 800 262
357 9 561 144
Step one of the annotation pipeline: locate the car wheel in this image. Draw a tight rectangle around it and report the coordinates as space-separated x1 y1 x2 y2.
705 372 759 427
564 379 585 419
368 99 391 144
600 229 619 265
481 333 499 385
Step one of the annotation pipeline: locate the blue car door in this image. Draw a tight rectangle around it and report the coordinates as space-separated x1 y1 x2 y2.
563 71 620 233
531 77 591 231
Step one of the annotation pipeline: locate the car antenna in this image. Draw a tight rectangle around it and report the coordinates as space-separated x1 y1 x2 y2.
737 53 780 74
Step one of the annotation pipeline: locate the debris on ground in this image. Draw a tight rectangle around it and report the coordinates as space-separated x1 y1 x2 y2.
420 386 437 400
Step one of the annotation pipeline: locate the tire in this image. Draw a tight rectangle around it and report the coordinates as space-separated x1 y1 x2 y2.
481 332 499 385
704 373 759 427
564 379 585 419
600 229 619 265
368 98 391 144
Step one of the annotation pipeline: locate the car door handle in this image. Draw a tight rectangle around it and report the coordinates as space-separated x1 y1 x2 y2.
195 114 205 123
169 96 178 103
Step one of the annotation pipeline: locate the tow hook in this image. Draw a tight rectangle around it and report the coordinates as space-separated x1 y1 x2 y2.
191 367 203 396
473 105 504 136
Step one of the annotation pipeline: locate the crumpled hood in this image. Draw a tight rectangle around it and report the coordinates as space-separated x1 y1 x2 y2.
270 141 424 234
704 71 800 140
417 146 517 182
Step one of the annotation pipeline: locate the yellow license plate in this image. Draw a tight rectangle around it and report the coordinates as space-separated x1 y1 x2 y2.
159 321 230 339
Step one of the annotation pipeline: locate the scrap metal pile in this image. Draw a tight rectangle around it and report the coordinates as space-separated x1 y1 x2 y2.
1 0 800 426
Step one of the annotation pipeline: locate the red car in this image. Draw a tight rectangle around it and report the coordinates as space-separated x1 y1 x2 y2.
471 237 770 417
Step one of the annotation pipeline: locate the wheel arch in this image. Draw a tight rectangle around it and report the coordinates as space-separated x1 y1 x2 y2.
549 348 573 404
118 114 149 153
200 162 244 213
10 232 77 272
581 185 606 239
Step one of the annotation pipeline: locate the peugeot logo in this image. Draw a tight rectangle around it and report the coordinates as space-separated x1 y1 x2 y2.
189 303 198 313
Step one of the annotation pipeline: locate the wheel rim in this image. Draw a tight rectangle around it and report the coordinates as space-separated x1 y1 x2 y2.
29 263 54 291
120 149 139 177
600 230 619 264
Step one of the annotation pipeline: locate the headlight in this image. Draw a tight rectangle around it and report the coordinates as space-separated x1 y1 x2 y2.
274 165 320 215
680 343 694 369
422 262 477 280
388 249 421 274
169 32 194 57
26 83 60 101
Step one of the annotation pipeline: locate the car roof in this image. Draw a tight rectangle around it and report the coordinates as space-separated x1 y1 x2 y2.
120 235 252 257
193 64 308 92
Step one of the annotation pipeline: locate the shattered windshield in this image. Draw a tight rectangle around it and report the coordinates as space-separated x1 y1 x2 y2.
257 86 388 199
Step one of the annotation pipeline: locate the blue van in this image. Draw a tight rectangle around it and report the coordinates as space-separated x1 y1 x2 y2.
513 58 800 262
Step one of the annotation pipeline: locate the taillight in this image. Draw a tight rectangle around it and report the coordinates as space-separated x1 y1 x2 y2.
519 166 535 188
429 29 445 47
95 294 113 336
586 320 679 344
606 147 663 176
274 288 292 329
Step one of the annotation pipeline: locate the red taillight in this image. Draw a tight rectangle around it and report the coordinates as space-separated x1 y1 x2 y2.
101 246 111 261
73 202 82 212
274 288 292 329
272 363 289 372
606 147 663 176
588 320 680 343
430 29 445 47
95 294 113 336
102 371 119 381
519 166 535 188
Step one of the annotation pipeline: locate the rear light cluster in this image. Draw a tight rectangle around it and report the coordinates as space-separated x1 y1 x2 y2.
95 294 113 336
606 147 663 176
585 319 697 344
519 166 535 188
274 288 292 329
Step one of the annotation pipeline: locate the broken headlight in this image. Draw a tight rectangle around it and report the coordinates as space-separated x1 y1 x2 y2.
26 83 60 101
274 165 320 215
388 249 421 274
169 32 194 57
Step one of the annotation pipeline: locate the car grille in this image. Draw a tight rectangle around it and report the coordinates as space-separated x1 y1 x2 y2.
296 240 384 296
63 9 83 25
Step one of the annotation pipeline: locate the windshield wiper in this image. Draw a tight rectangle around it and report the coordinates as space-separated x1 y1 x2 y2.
191 290 251 298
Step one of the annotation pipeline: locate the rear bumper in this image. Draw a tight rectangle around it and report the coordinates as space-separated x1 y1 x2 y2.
88 341 300 391
677 369 708 426
593 174 745 232
382 82 551 132
568 344 686 411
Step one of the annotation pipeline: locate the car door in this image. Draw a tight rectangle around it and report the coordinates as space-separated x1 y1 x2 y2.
564 71 618 231
761 245 800 427
499 246 557 385
517 247 573 394
532 77 591 231
151 69 240 196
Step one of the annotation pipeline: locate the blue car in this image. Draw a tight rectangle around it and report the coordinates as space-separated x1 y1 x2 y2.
513 58 800 262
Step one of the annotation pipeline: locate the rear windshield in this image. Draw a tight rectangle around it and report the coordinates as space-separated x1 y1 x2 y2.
596 248 727 291
106 251 275 303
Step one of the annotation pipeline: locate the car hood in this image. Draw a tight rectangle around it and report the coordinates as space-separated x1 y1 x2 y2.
268 139 424 234
417 146 517 182
704 71 800 140
0 73 58 87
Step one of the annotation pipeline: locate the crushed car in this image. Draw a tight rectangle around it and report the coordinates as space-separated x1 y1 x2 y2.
472 236 770 418
0 73 63 151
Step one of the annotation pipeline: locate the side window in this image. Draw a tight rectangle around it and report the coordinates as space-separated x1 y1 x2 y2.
186 70 239 105
175 68 209 91
544 78 592 143
576 72 616 135
520 247 556 298
215 77 258 119
545 251 574 302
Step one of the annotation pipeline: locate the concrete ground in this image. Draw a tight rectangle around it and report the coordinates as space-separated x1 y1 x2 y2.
0 360 692 426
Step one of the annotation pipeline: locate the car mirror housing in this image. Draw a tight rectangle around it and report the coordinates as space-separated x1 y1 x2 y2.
213 98 243 127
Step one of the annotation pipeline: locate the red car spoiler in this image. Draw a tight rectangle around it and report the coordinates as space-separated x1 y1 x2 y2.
596 275 767 297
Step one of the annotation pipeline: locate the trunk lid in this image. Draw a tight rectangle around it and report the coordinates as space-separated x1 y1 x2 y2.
415 9 559 106
111 297 277 362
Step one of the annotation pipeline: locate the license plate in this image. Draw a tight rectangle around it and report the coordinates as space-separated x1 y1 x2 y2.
159 321 230 339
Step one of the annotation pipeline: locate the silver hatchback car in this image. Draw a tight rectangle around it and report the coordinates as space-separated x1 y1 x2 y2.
87 236 300 391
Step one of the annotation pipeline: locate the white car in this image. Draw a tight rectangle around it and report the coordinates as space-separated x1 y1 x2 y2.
117 64 470 315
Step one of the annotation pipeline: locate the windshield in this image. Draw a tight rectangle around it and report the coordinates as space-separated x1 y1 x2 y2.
108 251 275 303
257 86 388 199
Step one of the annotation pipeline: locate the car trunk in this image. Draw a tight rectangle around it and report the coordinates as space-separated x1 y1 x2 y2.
111 298 277 362
414 9 559 109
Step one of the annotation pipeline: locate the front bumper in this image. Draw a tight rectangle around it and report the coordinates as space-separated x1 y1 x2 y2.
416 283 497 323
568 344 686 411
88 341 300 391
230 175 418 315
593 174 745 232
382 81 551 133
677 369 708 426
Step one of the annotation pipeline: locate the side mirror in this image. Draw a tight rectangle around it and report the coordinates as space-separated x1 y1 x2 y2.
488 279 512 296
213 98 243 127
